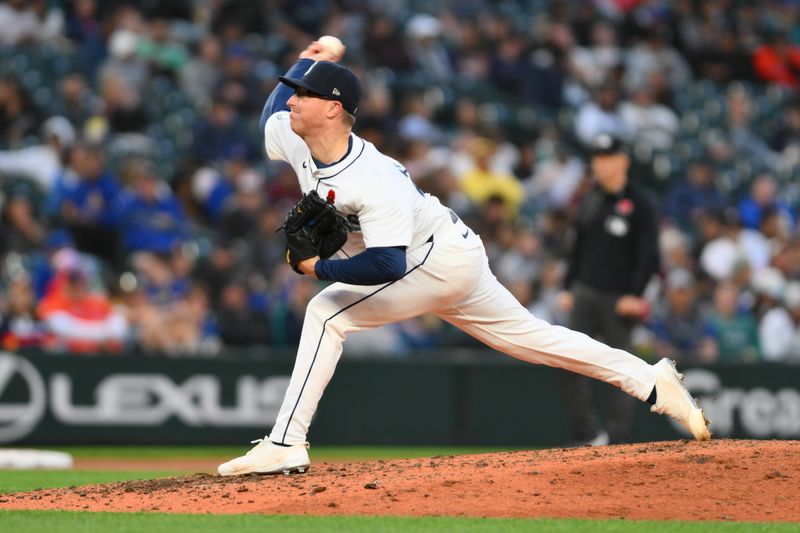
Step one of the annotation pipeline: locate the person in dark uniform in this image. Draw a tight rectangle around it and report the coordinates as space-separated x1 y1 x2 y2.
558 133 660 445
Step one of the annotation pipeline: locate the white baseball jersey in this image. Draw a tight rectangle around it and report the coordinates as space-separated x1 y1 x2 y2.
263 109 659 445
265 110 451 256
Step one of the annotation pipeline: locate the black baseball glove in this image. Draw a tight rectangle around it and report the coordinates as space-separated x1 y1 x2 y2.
278 190 349 274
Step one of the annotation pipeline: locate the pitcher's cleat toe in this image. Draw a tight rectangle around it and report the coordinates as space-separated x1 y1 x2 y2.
651 358 712 441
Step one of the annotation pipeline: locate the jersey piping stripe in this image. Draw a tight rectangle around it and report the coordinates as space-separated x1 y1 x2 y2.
314 138 366 181
278 238 435 444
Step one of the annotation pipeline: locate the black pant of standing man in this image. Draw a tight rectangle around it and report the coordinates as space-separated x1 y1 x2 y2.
563 283 637 444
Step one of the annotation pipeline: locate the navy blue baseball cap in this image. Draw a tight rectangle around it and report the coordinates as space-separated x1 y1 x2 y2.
279 61 361 115
590 133 627 156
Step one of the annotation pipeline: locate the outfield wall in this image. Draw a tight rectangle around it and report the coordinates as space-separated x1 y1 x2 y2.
0 350 798 445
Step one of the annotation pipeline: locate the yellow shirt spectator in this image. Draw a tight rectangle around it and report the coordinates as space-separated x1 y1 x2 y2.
459 137 524 217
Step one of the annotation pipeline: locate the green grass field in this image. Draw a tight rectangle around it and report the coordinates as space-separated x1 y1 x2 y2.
1 511 797 533
1 446 798 532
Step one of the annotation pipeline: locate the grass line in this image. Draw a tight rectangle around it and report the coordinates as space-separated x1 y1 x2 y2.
0 511 797 533
26 445 522 460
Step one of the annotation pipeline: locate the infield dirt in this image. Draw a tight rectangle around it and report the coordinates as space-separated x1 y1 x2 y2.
1 439 797 522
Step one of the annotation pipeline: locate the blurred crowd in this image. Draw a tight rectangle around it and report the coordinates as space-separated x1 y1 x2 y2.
1 0 800 363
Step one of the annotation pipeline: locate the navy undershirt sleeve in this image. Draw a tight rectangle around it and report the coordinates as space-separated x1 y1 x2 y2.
315 246 407 285
259 58 314 131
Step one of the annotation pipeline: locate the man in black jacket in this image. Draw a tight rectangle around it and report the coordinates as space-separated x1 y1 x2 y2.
559 134 660 444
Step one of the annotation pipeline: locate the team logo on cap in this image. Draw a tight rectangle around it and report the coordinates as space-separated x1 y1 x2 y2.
615 198 633 216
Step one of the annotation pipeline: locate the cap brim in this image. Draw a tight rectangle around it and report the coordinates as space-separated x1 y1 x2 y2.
278 76 321 95
591 148 626 156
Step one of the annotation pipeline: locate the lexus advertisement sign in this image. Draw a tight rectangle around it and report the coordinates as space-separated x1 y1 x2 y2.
0 351 798 445
0 351 292 444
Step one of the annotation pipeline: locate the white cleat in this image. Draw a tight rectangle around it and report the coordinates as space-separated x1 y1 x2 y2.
650 358 711 441
217 438 310 476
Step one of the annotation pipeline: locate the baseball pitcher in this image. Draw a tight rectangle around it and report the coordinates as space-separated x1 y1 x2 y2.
218 38 710 476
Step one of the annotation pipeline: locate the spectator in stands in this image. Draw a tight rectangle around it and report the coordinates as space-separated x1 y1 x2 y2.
191 95 250 164
693 29 752 84
624 26 691 96
269 275 317 347
364 15 412 72
0 115 75 192
759 281 800 362
574 83 630 146
752 29 800 88
699 208 770 281
47 142 121 263
528 258 568 326
98 72 150 135
132 251 189 308
769 98 800 154
264 161 302 206
524 142 584 213
0 0 59 47
459 137 523 217
216 43 262 113
246 208 288 281
495 227 542 290
664 160 726 232
37 267 128 354
219 168 266 241
193 239 242 306
490 35 533 99
726 87 780 170
405 14 453 82
115 160 187 255
56 73 98 131
738 174 796 231
704 280 761 363
526 23 571 111
217 280 270 346
570 21 622 89
100 29 149 95
137 16 188 79
620 83 679 151
64 0 105 79
0 182 44 253
0 273 44 351
154 282 219 356
180 36 224 110
192 145 251 224
397 94 445 145
0 77 42 148
648 268 715 364
750 266 787 319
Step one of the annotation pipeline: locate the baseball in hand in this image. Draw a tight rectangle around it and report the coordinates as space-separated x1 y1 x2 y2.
317 35 345 58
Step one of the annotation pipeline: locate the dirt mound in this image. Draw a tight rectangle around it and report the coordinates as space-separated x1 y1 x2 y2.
2 440 798 521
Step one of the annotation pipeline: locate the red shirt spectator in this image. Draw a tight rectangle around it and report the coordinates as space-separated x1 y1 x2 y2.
37 269 128 353
753 34 800 88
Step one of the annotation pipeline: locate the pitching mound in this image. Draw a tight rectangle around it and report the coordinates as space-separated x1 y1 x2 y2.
1 439 798 522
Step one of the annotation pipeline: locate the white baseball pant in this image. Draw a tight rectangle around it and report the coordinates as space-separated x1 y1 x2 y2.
269 215 657 445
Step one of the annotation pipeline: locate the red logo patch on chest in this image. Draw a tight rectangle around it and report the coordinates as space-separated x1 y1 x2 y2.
326 189 336 204
615 198 633 216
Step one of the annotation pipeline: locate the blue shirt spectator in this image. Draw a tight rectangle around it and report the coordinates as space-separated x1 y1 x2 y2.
46 143 121 262
191 97 250 164
665 160 726 231
737 174 795 230
115 163 187 255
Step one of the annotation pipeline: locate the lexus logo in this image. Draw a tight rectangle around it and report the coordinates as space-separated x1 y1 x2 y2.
0 352 46 441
